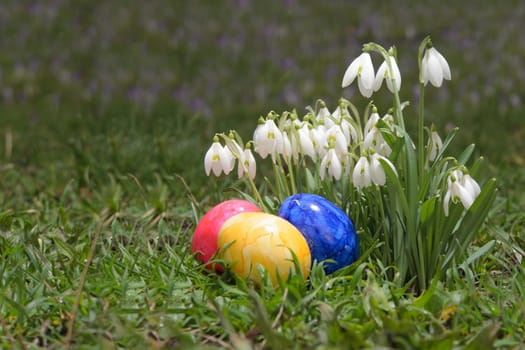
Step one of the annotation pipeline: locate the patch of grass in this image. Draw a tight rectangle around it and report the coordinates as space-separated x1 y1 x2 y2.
0 1 524 348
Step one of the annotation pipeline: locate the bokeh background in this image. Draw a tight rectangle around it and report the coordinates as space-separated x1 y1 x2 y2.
1 1 524 195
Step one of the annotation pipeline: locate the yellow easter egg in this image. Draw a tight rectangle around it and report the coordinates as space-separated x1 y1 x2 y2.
218 212 311 285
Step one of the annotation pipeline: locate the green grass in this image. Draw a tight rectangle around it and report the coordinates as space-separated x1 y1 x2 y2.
1 1 524 349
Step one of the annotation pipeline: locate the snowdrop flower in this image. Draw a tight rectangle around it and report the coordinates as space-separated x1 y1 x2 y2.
280 131 293 159
342 52 375 98
352 156 371 189
204 139 235 176
320 148 343 181
326 125 348 157
443 170 480 216
364 127 392 157
369 153 397 186
332 105 358 143
253 118 284 161
364 111 380 136
310 125 328 158
461 174 481 199
331 105 342 121
428 129 443 161
319 109 336 130
373 54 402 93
340 118 358 145
293 124 316 160
369 153 386 186
237 148 256 180
422 47 451 87
316 103 331 123
443 181 473 217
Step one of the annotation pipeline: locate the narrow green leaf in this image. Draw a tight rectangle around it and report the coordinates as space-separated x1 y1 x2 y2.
457 144 475 165
420 197 437 226
461 240 495 267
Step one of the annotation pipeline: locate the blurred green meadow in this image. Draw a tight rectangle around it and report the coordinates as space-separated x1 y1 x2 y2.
1 1 524 348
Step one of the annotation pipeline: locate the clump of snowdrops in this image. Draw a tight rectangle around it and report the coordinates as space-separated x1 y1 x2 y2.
204 37 497 290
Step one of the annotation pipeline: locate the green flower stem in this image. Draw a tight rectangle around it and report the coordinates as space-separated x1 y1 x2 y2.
246 173 266 211
274 157 290 200
287 158 297 195
376 186 391 264
419 82 425 187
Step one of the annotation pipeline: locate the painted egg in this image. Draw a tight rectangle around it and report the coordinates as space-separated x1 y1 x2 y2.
278 193 359 274
217 212 311 285
192 199 261 270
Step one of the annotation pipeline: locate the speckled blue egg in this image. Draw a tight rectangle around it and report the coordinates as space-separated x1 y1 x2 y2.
278 193 359 274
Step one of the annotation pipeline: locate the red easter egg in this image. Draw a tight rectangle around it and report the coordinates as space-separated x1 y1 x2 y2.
192 199 261 270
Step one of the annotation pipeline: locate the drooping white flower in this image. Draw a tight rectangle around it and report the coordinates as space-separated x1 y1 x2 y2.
316 104 331 123
320 148 343 181
310 125 328 158
342 52 375 98
422 47 451 87
461 174 481 199
369 153 386 186
369 153 397 187
340 118 358 145
331 105 342 121
253 119 284 161
452 181 474 210
428 130 443 161
352 156 371 189
237 148 256 180
373 54 402 93
280 131 293 159
363 127 392 157
326 125 348 157
364 111 380 136
294 124 316 160
443 170 480 216
204 141 235 176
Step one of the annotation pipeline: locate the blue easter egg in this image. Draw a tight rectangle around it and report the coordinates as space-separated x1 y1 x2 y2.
278 193 359 274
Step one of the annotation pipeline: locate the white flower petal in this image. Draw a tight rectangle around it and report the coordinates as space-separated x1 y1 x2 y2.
427 51 444 87
369 154 386 186
281 132 292 158
342 56 361 88
352 156 371 189
359 53 375 90
357 77 373 98
443 189 452 216
220 145 235 175
462 174 481 198
364 112 380 136
204 142 229 176
342 52 375 97
317 106 331 121
238 149 256 180
373 61 387 92
298 126 316 160
387 56 402 93
454 182 475 209
423 47 450 88
253 119 283 161
204 144 215 176
311 126 328 158
376 153 397 176
435 49 451 80
319 153 329 180
330 150 343 180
